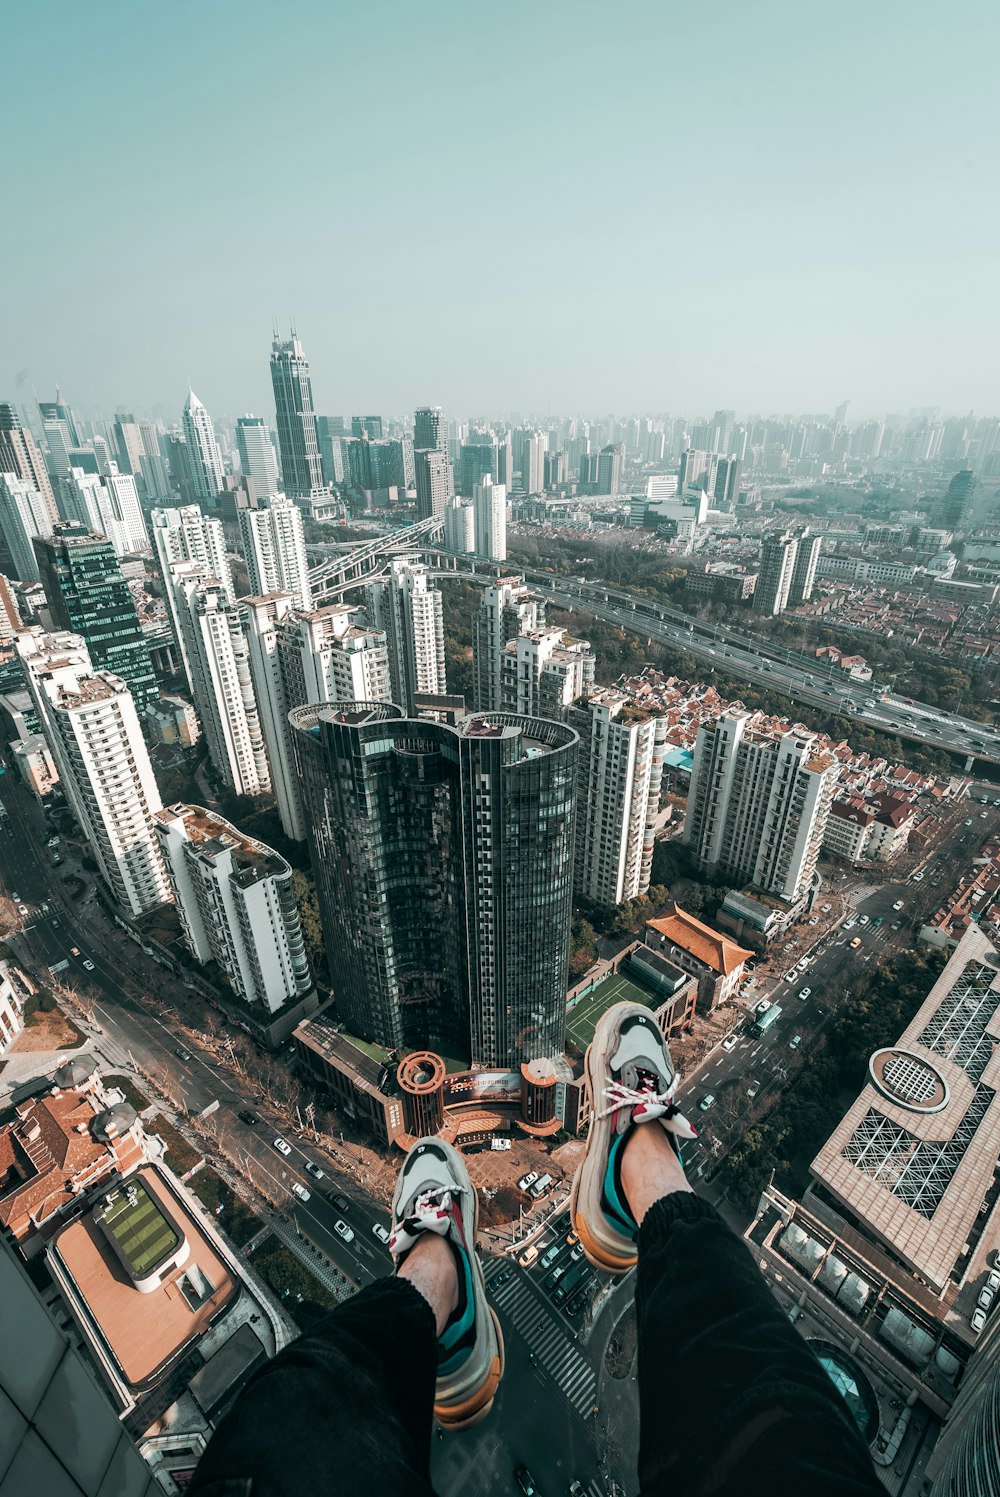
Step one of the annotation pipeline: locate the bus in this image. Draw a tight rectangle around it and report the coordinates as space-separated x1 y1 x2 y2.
752 1003 783 1037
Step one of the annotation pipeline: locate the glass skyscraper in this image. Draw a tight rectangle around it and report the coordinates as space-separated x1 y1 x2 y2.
269 330 324 496
290 704 578 1067
33 523 159 717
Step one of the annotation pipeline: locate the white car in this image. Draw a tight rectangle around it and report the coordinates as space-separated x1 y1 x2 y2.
784 970 797 983
977 1284 995 1312
518 1172 539 1193
291 1182 311 1203
798 987 811 1001
334 1219 355 1243
972 1307 988 1335
892 900 904 912
843 918 857 931
722 1035 738 1051
273 1137 292 1157
858 915 869 927
304 1161 325 1180
913 871 924 881
372 1223 391 1244
82 959 95 971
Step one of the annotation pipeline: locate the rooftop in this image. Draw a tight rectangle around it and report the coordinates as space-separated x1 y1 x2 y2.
157 803 289 883
646 905 754 976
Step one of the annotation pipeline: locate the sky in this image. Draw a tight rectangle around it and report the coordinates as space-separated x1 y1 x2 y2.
2 0 998 423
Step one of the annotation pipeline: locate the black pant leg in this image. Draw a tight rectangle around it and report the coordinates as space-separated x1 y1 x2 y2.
634 1193 884 1497
189 1277 439 1497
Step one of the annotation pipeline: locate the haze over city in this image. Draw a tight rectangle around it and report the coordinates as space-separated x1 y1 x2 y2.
3 0 999 416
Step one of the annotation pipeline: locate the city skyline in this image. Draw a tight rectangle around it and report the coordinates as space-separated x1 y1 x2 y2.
3 1 998 417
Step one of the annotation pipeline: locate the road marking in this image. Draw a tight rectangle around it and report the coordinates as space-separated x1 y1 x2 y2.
485 1265 598 1417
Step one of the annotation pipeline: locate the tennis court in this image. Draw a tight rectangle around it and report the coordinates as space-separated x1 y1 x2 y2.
565 968 662 1051
101 1181 180 1278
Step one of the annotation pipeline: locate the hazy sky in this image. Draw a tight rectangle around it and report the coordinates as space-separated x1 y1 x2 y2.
3 0 997 423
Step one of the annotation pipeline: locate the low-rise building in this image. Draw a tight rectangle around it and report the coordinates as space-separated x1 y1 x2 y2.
9 732 58 796
147 692 201 746
644 905 753 1012
823 792 915 865
0 959 31 1055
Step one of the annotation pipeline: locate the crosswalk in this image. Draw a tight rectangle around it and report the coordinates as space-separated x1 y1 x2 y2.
483 1260 598 1419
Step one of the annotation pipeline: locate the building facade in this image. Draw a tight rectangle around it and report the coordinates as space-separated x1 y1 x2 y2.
472 578 543 711
364 556 445 713
0 473 54 582
181 389 225 502
270 331 325 496
291 704 578 1067
237 492 312 609
499 627 596 719
235 415 281 498
473 475 507 561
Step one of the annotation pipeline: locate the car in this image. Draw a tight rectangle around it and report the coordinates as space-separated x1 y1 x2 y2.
545 1265 568 1290
972 1308 988 1335
17 904 28 916
994 800 1000 808
747 1082 760 1100
372 1223 391 1244
789 1034 802 1050
330 1193 351 1214
540 1244 562 1269
334 1219 355 1243
175 1047 193 1062
966 819 974 827
699 1094 715 1111
850 937 862 949
783 970 797 983
913 870 924 881
722 1034 738 1051
982 811 989 819
518 1245 540 1268
858 915 869 927
50 917 59 927
843 918 857 931
493 1264 513 1285
291 1182 311 1203
273 1137 292 1156
82 958 95 971
798 987 811 1001
872 917 884 928
70 946 80 957
569 1483 585 1496
304 1161 325 1181
892 900 904 911
46 836 59 847
988 1269 1000 1292
10 891 19 902
51 855 62 866
515 1465 538 1497
821 903 831 913
238 1110 258 1126
977 1285 995 1312
569 1243 585 1262
518 1172 540 1193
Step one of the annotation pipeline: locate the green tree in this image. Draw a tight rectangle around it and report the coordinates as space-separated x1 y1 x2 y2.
293 870 327 980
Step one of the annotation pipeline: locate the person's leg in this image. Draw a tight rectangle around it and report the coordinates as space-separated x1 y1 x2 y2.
623 1123 885 1497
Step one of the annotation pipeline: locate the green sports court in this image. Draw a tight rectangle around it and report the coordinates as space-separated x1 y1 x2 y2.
100 1180 181 1279
565 968 663 1052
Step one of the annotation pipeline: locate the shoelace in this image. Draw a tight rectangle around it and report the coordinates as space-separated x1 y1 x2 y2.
595 1072 697 1139
390 1187 454 1259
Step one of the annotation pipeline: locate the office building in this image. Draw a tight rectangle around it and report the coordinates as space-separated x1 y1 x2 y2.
38 389 80 448
473 474 507 561
459 441 498 497
500 627 595 719
569 690 669 907
291 703 578 1066
678 449 718 493
111 413 145 477
753 530 799 615
0 402 57 521
235 415 281 497
786 528 822 607
155 803 313 1014
352 415 383 440
415 447 452 520
927 1299 1000 1492
472 578 543 711
0 473 54 581
684 711 837 904
168 566 270 796
316 415 346 484
713 456 742 510
270 329 324 496
544 450 568 490
17 629 170 916
414 404 448 457
33 524 159 716
939 469 977 531
596 443 624 497
151 505 233 688
181 389 225 502
364 556 445 712
443 496 475 554
0 573 19 641
237 492 312 609
241 594 390 840
58 466 147 558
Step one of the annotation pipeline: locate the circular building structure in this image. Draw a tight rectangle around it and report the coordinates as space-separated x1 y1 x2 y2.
868 1047 950 1114
519 1058 561 1138
807 1340 879 1442
396 1051 446 1138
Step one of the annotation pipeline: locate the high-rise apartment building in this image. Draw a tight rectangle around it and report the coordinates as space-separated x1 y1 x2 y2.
939 469 977 531
0 574 19 642
683 711 836 903
269 330 324 496
17 629 170 915
443 496 475 553
291 703 578 1066
167 566 270 796
237 493 312 609
155 803 312 1014
0 474 54 582
513 429 546 494
752 530 799 615
364 556 445 712
235 415 281 498
241 594 391 840
0 403 57 521
596 443 624 497
414 448 452 520
151 505 233 688
569 690 669 907
786 528 822 607
58 467 147 558
181 389 225 502
111 414 145 477
500 627 596 719
472 578 543 711
473 475 507 561
33 524 159 717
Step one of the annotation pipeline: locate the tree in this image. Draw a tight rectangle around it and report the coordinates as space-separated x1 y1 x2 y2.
293 870 326 979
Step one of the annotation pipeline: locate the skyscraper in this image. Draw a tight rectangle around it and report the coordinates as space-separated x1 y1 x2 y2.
241 594 391 840
17 629 170 916
458 441 498 497
500 627 595 719
472 578 543 711
58 468 147 558
237 493 312 609
155 803 313 1014
939 469 977 530
33 524 159 717
37 390 79 448
596 443 624 497
786 528 822 606
112 414 146 477
513 429 546 494
290 703 578 1066
752 530 799 615
235 415 281 498
683 711 836 903
414 448 452 519
269 330 324 496
181 389 225 502
413 404 448 456
0 403 57 521
167 565 270 796
0 474 54 582
569 691 669 907
442 496 475 554
473 475 507 561
364 556 445 712
713 456 742 510
151 505 233 689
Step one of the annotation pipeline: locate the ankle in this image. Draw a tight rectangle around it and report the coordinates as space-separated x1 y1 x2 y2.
397 1231 460 1336
620 1122 692 1227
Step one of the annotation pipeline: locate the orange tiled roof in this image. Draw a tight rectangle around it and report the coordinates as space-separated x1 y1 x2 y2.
647 905 753 976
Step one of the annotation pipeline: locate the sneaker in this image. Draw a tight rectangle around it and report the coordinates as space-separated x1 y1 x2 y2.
390 1139 505 1430
571 1003 696 1274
